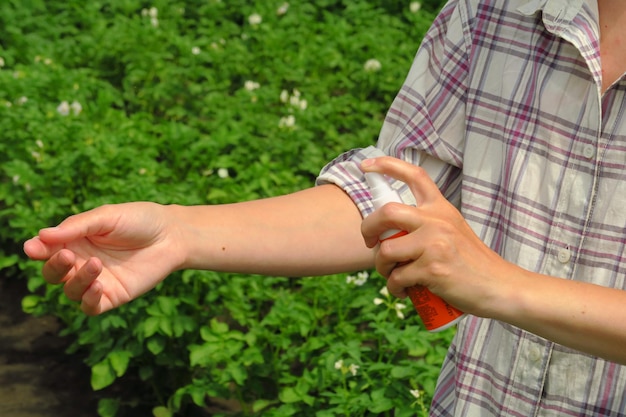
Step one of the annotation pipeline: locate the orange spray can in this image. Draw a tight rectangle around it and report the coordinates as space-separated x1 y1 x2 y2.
365 172 465 332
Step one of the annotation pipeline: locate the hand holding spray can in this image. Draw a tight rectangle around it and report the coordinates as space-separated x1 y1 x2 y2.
364 172 465 332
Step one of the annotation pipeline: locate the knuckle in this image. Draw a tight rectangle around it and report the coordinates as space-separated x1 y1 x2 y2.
377 240 396 259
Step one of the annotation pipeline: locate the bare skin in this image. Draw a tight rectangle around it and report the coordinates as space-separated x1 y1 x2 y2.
24 185 373 315
598 0 626 92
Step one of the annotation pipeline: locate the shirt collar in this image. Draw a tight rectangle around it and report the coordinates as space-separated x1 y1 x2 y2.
517 0 597 30
517 0 602 87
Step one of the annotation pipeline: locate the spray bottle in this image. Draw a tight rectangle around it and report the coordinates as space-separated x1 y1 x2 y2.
364 172 465 332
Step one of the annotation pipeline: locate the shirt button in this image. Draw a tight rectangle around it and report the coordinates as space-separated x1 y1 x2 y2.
557 248 571 263
529 347 542 362
582 144 595 159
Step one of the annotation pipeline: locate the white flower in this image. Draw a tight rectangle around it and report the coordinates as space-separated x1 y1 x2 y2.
17 96 28 105
277 3 289 15
36 139 44 148
12 175 20 185
395 303 408 319
0 57 4 68
373 297 385 305
364 58 382 72
279 115 296 128
282 89 307 110
244 80 260 91
289 95 300 107
348 364 359 376
217 168 229 178
356 271 369 284
379 286 390 297
334 360 343 370
57 101 70 116
347 271 368 286
143 7 159 27
70 100 82 115
191 46 201 55
410 2 422 13
248 13 262 25
410 389 421 399
43 58 52 65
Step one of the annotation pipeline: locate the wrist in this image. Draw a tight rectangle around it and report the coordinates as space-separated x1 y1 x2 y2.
162 204 200 272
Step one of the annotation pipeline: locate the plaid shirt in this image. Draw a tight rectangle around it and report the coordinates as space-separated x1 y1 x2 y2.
318 0 626 415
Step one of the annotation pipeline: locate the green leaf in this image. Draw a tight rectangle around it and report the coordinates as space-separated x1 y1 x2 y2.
226 361 247 385
21 294 41 314
0 254 18 269
108 350 132 377
253 399 277 413
390 365 416 379
210 318 229 334
147 336 166 355
97 398 120 417
152 406 172 417
158 317 173 337
189 386 207 407
156 296 178 316
143 316 161 338
279 387 300 404
368 389 394 413
189 343 218 367
138 365 154 381
91 360 116 391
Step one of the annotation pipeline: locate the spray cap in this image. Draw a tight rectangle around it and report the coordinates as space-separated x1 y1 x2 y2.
364 172 403 209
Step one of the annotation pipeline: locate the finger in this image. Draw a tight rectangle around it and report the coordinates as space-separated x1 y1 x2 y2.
371 233 416 274
386 262 428 299
41 249 76 284
23 236 65 261
361 202 419 248
63 257 103 302
81 280 104 316
361 157 442 205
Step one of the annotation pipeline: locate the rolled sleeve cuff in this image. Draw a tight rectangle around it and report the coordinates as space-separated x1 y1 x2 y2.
316 146 394 218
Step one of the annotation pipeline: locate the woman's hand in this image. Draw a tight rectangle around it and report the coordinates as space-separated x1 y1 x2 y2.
360 156 517 317
23 202 185 315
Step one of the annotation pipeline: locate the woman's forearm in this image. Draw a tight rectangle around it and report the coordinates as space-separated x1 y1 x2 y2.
169 184 375 277
493 267 626 365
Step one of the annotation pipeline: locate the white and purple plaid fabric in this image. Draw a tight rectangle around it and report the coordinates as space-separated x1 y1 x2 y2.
318 0 626 415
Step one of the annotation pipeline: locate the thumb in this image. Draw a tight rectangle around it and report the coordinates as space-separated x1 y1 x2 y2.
38 207 116 245
23 236 63 261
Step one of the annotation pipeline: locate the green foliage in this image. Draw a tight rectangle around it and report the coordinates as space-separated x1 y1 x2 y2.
2 0 451 416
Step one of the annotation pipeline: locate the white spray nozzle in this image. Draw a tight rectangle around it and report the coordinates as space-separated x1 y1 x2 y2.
364 172 403 209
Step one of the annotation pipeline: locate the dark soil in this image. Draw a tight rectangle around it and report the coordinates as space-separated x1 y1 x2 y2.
0 276 244 417
0 276 99 417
